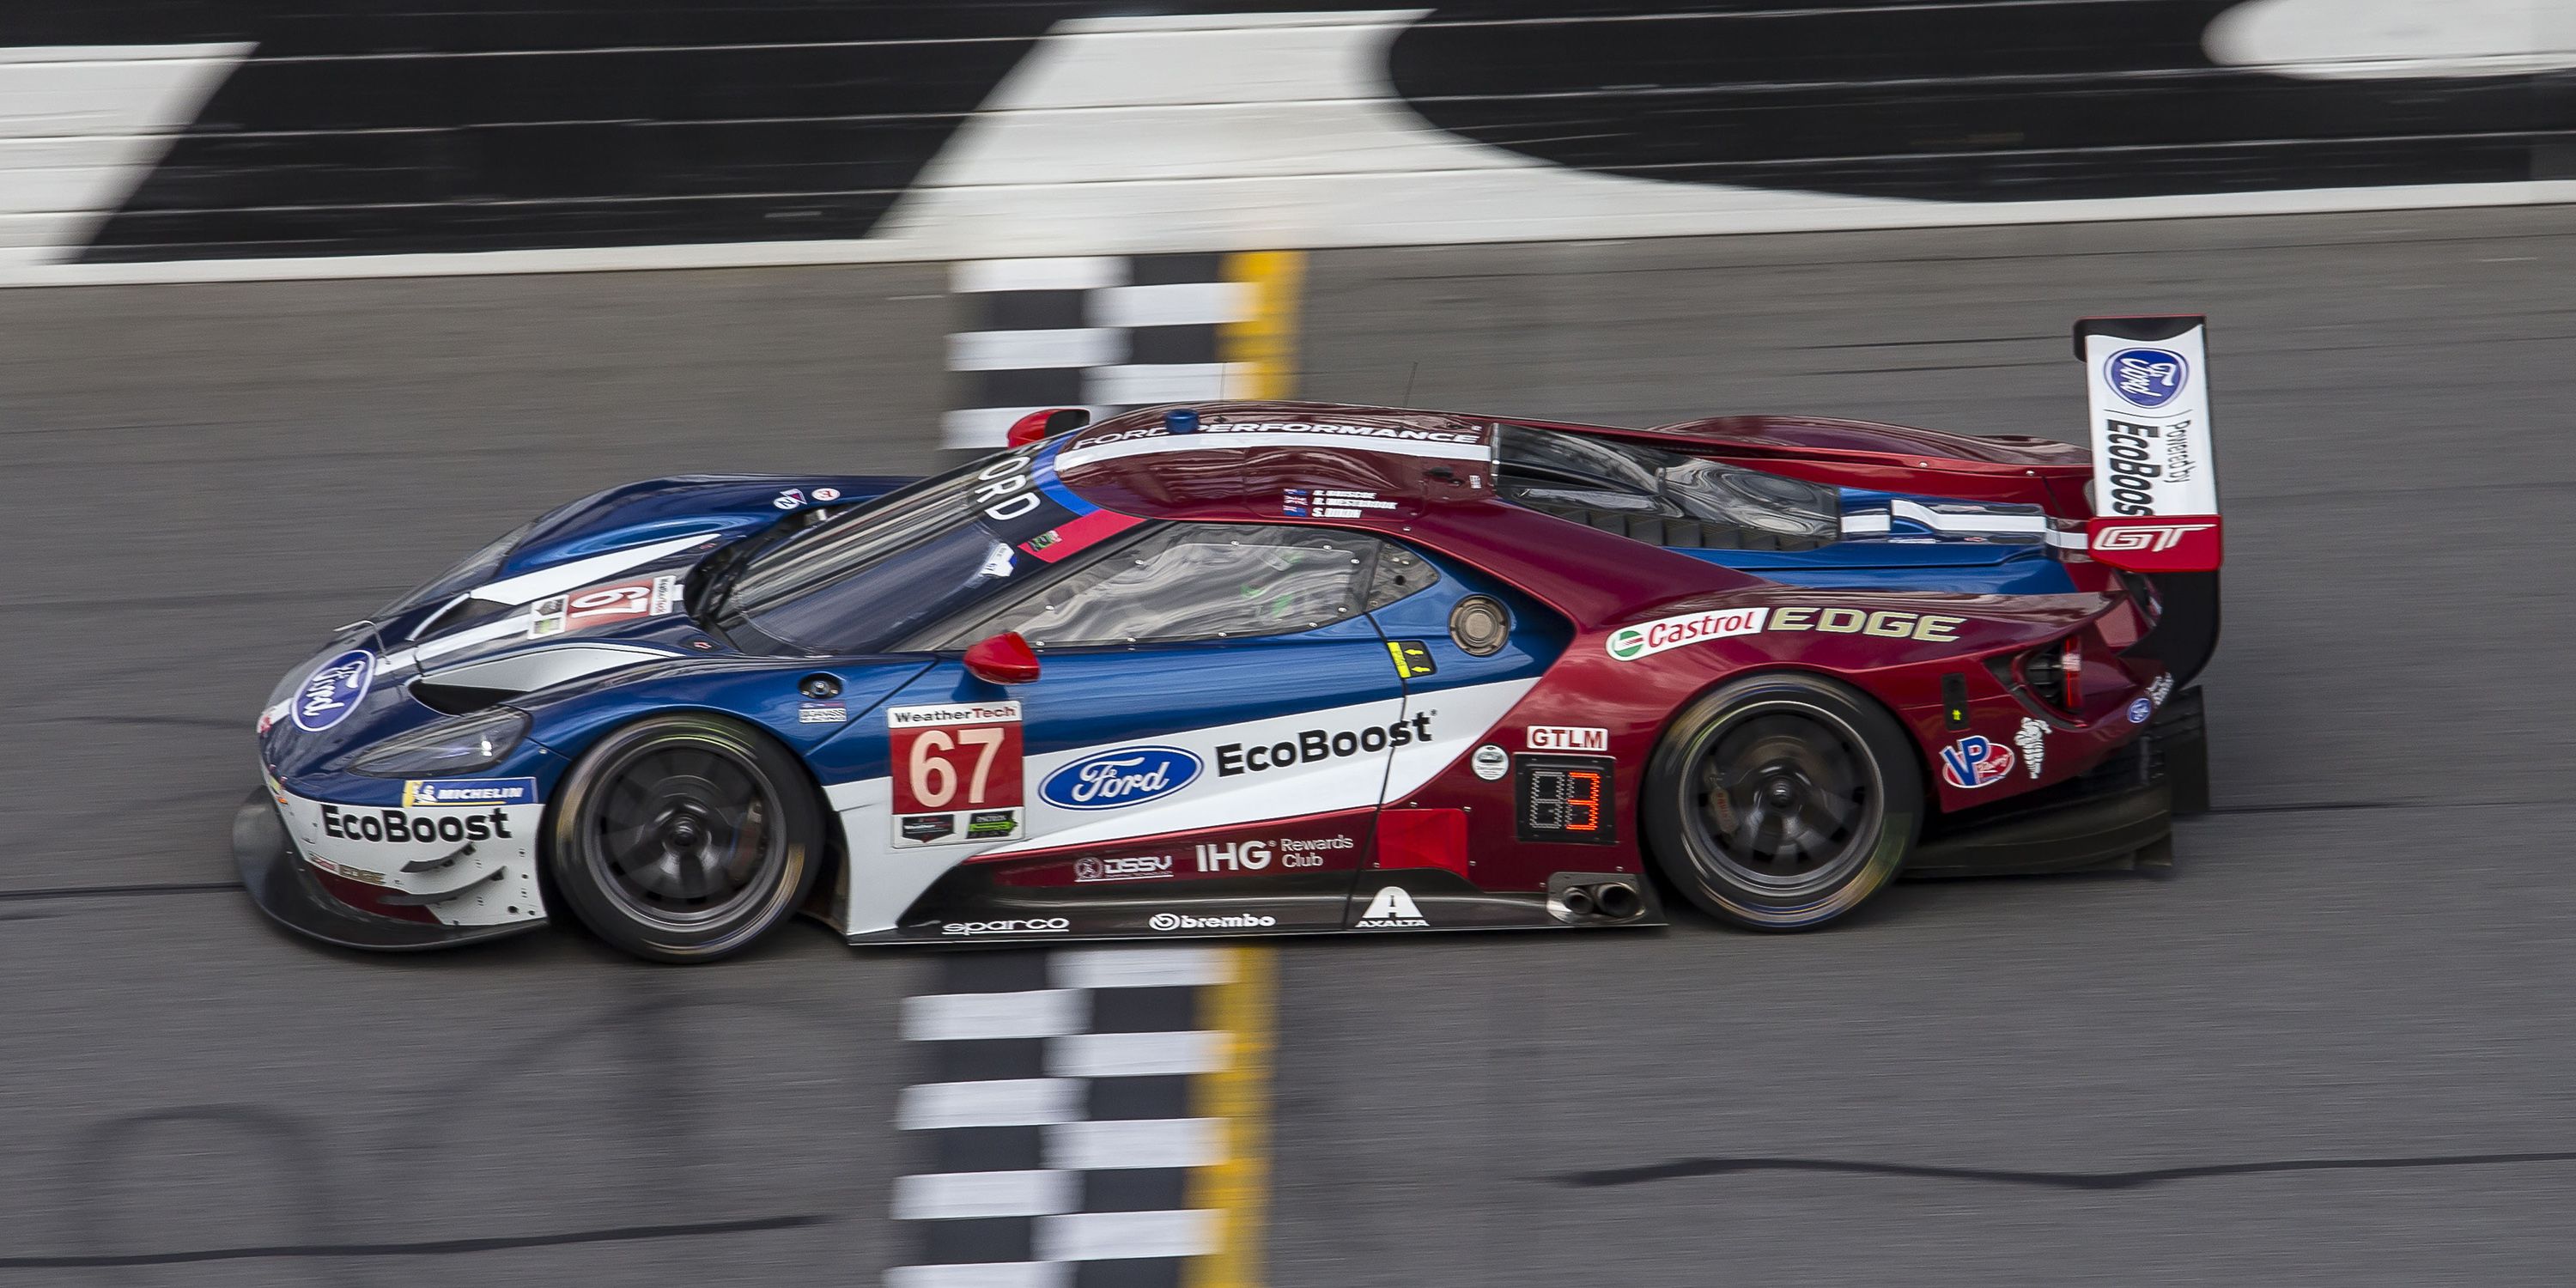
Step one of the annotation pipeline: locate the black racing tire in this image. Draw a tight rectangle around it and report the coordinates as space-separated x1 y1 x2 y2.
1643 672 1922 931
547 714 823 963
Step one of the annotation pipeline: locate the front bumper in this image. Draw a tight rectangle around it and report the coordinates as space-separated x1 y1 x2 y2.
234 789 549 951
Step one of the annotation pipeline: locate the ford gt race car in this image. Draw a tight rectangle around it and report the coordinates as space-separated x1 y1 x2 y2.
236 317 2222 963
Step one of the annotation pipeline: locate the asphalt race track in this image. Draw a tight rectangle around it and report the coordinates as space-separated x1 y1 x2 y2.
6 208 2575 1285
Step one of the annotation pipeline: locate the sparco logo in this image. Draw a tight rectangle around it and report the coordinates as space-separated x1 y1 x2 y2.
1606 607 1769 661
321 804 511 845
1041 746 1201 810
2091 521 2214 552
1149 912 1277 931
2100 419 2179 516
2105 347 2188 410
1217 715 1430 775
940 917 1070 937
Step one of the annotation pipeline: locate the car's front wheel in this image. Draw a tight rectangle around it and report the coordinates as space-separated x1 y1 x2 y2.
1643 673 1921 930
547 714 823 963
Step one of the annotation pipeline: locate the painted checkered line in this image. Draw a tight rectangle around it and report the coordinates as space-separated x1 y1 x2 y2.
945 254 1257 449
890 947 1235 1287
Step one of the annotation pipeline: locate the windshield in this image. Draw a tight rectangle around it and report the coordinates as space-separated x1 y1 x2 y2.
716 456 1038 654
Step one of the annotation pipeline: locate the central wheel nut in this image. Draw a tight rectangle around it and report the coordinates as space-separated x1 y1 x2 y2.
1765 779 1797 806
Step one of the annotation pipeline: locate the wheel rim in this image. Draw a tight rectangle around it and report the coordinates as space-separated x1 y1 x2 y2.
582 737 787 931
1684 702 1882 897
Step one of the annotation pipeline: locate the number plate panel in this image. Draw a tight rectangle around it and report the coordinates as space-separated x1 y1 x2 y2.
1513 754 1616 845
886 702 1025 847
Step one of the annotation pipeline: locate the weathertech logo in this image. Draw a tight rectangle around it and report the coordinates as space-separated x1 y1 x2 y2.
1356 886 1429 929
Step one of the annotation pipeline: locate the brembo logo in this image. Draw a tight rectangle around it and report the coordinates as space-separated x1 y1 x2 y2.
2091 522 2215 552
1149 912 1277 932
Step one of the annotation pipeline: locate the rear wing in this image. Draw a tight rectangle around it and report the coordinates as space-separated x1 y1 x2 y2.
2075 314 2221 685
2075 316 2221 572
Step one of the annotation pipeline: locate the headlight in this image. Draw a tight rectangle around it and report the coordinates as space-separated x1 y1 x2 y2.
349 708 531 776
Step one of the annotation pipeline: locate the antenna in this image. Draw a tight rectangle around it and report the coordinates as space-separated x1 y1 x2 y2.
1401 361 1419 407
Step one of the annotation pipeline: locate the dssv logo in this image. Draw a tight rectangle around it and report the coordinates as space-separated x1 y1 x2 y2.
2105 347 2188 410
1040 746 1202 811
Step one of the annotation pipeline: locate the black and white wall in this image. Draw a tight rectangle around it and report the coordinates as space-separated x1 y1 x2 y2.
2 1 2570 283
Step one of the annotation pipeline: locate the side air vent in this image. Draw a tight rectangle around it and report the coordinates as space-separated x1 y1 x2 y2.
410 680 522 715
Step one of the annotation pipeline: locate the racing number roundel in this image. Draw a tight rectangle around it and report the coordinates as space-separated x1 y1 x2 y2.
887 702 1025 847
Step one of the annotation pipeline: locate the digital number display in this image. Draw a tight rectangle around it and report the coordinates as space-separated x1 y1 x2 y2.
1514 755 1616 845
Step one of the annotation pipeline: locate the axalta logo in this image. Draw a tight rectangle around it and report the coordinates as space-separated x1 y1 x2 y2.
292 649 374 732
1216 715 1431 775
320 804 513 845
1356 886 1429 929
1148 911 1277 932
2091 521 2215 552
1041 746 1202 810
940 917 1070 937
2105 347 2188 410
1606 607 1769 661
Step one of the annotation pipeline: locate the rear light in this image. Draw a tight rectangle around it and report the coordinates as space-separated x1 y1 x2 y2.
2061 635 2084 709
2016 637 2082 714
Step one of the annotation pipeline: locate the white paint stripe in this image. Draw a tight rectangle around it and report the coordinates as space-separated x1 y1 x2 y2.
1046 1118 1224 1170
1052 945 1233 990
949 327 1122 371
897 1078 1085 1130
884 1263 1069 1288
944 405 1115 450
1036 1209 1220 1261
1091 281 1252 328
891 1170 1078 1220
468 532 712 605
1890 498 2050 533
1049 1030 1226 1078
1840 512 1892 535
902 990 1088 1042
2046 526 2090 550
952 257 1126 293
1054 428 1486 471
405 612 539 665
1088 361 1252 405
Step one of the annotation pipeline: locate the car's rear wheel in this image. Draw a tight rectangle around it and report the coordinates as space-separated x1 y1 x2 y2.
548 714 823 963
1644 673 1921 930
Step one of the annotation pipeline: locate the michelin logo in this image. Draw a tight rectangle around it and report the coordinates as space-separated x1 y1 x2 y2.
402 777 538 807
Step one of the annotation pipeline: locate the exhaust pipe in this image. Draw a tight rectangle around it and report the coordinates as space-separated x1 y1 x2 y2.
1594 881 1642 920
1559 886 1597 917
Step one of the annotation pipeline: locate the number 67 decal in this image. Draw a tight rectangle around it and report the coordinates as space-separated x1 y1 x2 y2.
885 702 1025 847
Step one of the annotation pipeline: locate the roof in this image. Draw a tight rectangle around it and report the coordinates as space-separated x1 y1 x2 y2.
1048 402 1494 524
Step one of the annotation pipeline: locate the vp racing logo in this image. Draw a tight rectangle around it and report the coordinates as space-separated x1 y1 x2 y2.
1040 746 1202 810
2105 347 2188 410
292 649 374 732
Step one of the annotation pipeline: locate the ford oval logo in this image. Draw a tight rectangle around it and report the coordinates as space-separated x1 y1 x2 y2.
2105 347 2188 410
292 648 374 732
1040 746 1202 811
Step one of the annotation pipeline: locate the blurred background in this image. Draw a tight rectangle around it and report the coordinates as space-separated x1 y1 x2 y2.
3 3 2574 1285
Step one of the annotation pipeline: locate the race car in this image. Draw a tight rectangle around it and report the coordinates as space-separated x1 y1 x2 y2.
235 316 2222 963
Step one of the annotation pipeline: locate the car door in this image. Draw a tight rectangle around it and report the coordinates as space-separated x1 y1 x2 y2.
841 521 1427 938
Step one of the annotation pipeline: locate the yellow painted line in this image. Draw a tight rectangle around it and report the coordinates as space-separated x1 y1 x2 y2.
1188 942 1276 1288
1221 251 1304 400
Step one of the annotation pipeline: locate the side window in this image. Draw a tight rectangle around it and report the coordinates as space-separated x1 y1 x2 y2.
943 524 1393 647
1363 541 1438 611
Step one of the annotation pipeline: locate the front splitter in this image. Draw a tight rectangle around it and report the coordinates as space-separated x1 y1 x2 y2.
233 788 548 951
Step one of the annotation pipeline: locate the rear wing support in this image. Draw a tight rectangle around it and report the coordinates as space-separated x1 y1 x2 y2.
2075 315 2221 686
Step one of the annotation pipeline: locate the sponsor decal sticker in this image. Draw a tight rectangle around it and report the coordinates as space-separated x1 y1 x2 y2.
798 701 848 724
1039 746 1202 811
292 649 374 732
1196 839 1274 872
2014 718 2048 781
320 803 513 845
1767 606 1965 642
1356 885 1430 929
1607 606 1770 660
401 777 538 807
773 488 806 510
1527 726 1607 753
2148 674 2175 708
1149 911 1278 932
1076 854 1176 883
527 574 680 638
941 917 1070 937
2128 696 2154 724
1469 744 1510 781
812 487 841 502
1217 714 1431 775
1937 735 2015 789
888 702 1024 846
2105 347 2188 410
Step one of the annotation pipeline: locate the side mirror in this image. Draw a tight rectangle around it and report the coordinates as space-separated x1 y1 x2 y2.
1005 407 1091 448
962 631 1041 685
